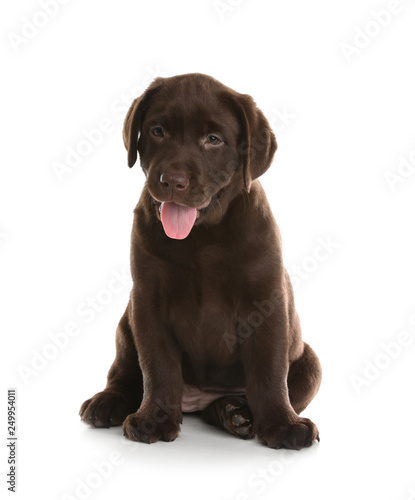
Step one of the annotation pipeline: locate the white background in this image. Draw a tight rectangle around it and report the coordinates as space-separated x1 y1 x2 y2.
1 1 415 499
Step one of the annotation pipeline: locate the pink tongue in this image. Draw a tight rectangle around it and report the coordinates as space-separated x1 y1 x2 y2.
160 202 197 239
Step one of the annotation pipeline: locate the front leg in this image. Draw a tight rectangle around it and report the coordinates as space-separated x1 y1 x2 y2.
122 290 183 443
240 293 319 450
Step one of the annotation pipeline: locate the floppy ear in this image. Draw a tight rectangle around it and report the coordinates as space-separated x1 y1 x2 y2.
234 94 277 192
122 78 163 168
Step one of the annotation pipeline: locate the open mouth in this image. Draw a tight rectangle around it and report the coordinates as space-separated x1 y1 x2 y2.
158 197 213 240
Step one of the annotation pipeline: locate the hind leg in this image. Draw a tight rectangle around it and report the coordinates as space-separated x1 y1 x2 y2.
79 303 143 428
201 395 254 439
288 342 322 415
201 343 321 445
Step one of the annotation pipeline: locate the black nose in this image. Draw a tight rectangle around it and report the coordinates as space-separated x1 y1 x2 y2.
160 171 189 192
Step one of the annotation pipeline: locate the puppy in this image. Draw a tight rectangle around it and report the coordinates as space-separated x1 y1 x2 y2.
80 73 322 450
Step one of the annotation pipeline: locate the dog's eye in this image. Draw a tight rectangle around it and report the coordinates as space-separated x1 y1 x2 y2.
152 127 164 138
206 135 221 145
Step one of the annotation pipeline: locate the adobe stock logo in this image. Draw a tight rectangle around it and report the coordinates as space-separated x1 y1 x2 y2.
0 231 8 247
288 236 340 292
51 120 115 182
268 106 297 135
235 450 296 499
7 0 73 53
61 451 123 500
349 312 414 395
17 268 132 385
339 0 405 63
51 65 167 182
213 0 245 21
384 144 415 192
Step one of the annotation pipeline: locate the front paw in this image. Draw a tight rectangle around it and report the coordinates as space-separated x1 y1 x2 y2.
256 416 320 450
122 409 181 443
79 390 135 428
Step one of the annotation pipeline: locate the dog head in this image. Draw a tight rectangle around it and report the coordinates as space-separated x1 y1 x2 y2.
123 73 277 239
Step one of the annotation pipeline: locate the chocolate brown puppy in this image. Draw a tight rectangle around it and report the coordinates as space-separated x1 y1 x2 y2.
79 73 322 450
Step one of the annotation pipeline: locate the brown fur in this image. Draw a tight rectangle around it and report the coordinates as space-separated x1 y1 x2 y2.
79 73 322 450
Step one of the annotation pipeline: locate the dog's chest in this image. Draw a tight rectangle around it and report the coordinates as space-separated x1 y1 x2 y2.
164 249 239 362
